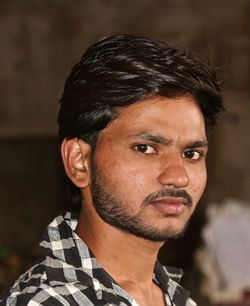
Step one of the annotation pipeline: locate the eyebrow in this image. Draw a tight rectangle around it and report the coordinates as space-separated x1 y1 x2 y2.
129 132 208 148
130 132 171 145
185 140 208 149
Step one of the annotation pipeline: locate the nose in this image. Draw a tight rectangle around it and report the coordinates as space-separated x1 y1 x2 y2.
157 153 189 188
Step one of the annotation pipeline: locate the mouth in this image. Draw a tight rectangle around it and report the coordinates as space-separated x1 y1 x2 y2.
149 197 190 215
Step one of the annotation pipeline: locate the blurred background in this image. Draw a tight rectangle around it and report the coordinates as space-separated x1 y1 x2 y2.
0 1 250 305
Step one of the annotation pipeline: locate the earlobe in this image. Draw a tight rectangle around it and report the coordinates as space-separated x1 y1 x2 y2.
61 138 91 189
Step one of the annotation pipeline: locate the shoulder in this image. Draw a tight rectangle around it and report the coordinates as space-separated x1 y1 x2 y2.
0 259 48 305
0 260 98 306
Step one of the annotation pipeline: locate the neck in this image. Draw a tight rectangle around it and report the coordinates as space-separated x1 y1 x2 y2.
75 206 164 287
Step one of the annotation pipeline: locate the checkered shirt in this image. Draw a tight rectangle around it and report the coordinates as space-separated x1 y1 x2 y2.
0 212 197 306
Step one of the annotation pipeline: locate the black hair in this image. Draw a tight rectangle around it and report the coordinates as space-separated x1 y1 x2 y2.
58 34 224 203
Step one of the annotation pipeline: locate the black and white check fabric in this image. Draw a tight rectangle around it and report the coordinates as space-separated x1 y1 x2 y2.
0 212 197 306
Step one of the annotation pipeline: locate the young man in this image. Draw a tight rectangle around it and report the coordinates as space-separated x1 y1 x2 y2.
1 34 223 305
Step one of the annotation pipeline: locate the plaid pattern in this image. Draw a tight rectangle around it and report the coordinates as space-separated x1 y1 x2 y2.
0 212 196 306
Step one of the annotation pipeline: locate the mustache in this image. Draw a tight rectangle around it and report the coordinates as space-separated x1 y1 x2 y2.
143 188 193 206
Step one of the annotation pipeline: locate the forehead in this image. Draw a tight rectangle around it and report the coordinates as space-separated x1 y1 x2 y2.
99 95 206 143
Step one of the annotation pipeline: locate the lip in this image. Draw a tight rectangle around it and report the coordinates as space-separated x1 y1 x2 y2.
149 197 189 215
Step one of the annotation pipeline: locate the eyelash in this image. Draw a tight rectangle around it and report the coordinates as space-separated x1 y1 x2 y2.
133 144 156 154
133 144 205 160
182 149 205 160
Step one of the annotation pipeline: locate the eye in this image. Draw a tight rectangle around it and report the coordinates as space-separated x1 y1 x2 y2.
182 149 203 160
134 144 156 154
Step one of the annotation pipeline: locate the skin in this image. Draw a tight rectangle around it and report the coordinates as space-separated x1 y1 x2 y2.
61 94 208 306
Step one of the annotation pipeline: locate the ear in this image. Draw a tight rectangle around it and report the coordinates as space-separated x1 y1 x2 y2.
61 138 91 189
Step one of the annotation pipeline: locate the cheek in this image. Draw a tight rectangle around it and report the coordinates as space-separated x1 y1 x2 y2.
189 166 207 201
109 163 150 193
95 153 154 203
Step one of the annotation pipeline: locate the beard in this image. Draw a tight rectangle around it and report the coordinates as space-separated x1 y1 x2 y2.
90 163 192 242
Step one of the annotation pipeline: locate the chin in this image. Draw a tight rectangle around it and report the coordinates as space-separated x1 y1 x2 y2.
156 219 190 241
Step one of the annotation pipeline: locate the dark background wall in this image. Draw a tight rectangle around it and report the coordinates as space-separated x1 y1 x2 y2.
0 1 249 304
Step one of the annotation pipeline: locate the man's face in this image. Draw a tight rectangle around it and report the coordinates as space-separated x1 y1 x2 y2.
90 95 208 241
